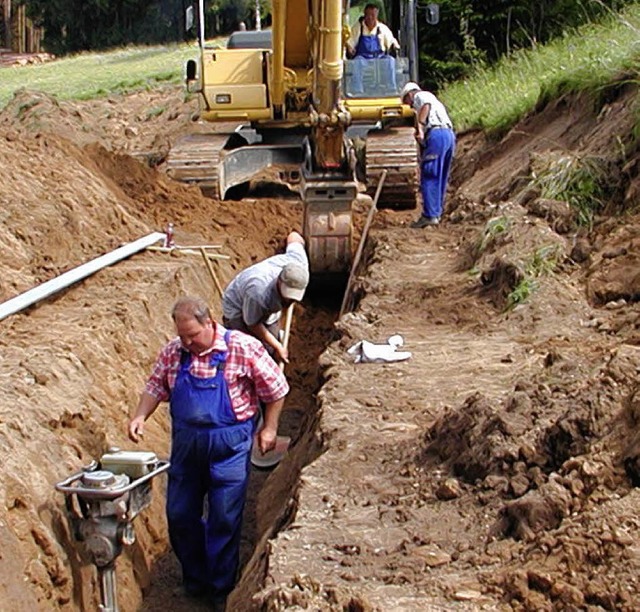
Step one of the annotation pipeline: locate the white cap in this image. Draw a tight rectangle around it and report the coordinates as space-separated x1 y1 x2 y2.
400 81 421 101
279 262 309 301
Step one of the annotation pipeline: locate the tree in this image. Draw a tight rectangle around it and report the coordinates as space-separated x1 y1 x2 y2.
24 0 188 53
411 0 636 91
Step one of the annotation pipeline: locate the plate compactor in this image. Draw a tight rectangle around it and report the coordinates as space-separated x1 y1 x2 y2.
55 449 170 612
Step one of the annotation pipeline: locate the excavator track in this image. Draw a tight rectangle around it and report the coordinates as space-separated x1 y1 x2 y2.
165 133 229 199
365 127 419 209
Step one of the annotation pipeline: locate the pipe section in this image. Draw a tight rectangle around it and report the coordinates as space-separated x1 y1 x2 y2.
0 232 165 322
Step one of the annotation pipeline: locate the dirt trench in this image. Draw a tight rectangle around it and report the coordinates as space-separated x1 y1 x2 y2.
1 81 640 611
0 86 339 611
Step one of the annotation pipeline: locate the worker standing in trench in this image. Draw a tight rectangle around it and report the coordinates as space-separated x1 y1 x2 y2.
221 230 310 364
127 296 288 610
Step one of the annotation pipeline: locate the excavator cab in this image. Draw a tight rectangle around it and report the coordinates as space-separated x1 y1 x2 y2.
343 55 411 99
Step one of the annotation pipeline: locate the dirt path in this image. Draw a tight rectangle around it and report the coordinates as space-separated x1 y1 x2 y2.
250 88 640 610
256 220 607 609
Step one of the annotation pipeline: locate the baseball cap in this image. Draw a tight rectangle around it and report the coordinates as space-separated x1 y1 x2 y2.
279 262 309 301
400 81 421 101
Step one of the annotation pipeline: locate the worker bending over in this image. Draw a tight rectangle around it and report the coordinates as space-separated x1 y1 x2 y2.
222 231 309 364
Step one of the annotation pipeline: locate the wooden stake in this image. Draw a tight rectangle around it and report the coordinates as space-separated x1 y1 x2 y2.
146 246 229 259
176 244 222 250
339 170 388 318
200 246 225 297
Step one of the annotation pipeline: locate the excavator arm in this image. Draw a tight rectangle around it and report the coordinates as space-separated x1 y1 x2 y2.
302 0 358 276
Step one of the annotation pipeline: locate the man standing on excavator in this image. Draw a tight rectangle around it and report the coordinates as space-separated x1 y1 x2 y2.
222 231 309 364
347 2 400 95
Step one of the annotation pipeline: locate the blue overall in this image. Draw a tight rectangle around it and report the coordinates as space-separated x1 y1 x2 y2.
355 26 383 59
420 127 456 219
351 26 396 94
166 331 254 597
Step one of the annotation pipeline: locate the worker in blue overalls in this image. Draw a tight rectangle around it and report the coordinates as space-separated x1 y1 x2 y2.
128 296 289 610
401 82 456 228
347 3 400 96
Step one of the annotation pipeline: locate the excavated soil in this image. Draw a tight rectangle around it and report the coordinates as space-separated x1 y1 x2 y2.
0 79 639 612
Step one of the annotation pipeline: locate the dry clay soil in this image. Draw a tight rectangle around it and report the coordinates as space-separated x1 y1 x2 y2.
0 81 639 612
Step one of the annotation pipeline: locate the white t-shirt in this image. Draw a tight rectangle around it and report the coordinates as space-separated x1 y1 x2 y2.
413 91 453 129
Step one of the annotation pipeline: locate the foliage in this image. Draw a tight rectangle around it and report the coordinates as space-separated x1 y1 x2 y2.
22 0 186 54
22 0 259 54
415 0 636 91
19 0 639 60
529 152 612 227
204 0 268 37
525 244 562 277
476 215 510 254
506 244 561 310
506 277 536 309
440 3 640 133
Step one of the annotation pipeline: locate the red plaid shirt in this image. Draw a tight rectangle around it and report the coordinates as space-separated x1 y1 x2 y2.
144 324 289 421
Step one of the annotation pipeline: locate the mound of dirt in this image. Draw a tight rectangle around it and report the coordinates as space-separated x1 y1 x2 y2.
0 87 304 611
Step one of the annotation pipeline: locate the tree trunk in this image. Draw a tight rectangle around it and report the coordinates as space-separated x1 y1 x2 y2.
3 0 12 49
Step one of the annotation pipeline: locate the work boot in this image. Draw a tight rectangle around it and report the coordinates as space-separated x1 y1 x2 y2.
410 215 440 228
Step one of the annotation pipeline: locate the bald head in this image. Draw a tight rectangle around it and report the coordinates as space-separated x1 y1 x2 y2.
172 296 212 325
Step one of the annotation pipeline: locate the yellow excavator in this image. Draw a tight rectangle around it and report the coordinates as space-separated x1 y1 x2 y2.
167 0 420 275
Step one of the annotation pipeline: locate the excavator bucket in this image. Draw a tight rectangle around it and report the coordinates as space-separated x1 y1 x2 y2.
303 180 358 275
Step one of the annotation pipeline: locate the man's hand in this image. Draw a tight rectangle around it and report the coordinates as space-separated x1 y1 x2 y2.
256 424 278 454
274 342 289 365
286 231 305 246
257 397 285 454
128 393 159 442
128 415 145 443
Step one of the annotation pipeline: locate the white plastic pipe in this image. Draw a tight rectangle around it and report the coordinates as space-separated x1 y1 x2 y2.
0 232 165 322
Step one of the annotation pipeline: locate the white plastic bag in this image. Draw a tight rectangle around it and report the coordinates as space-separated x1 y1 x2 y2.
347 335 412 364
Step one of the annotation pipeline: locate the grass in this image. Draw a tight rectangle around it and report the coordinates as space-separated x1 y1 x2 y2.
525 244 562 277
506 245 562 310
528 152 612 228
441 3 640 134
0 42 217 110
506 278 537 310
477 215 511 254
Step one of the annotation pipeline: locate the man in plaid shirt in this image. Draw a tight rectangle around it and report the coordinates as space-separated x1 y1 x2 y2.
128 296 288 609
